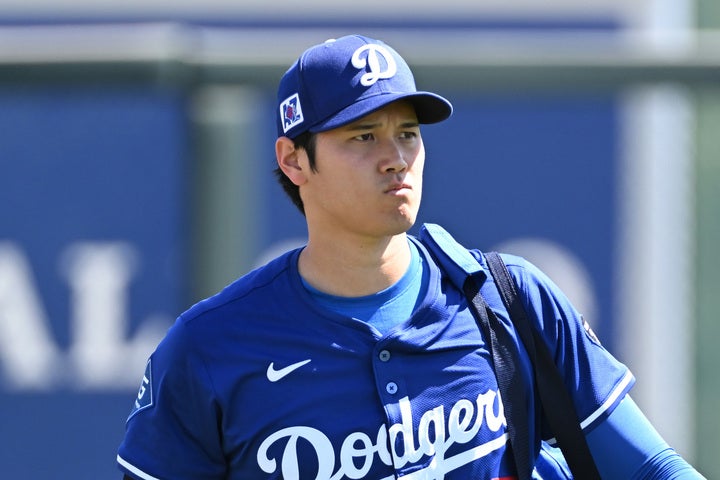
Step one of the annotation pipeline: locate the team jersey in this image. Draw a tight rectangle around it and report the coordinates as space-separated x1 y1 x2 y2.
117 224 634 479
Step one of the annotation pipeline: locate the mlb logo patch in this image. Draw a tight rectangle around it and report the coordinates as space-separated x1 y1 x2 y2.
582 315 602 346
280 93 304 133
127 359 153 422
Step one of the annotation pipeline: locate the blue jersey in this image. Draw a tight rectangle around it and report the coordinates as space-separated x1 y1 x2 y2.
117 224 633 479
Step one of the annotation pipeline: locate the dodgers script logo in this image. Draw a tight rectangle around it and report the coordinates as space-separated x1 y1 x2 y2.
257 389 508 479
281 93 304 133
351 44 397 87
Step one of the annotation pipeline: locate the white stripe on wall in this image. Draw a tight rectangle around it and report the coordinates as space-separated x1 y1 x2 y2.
616 84 695 459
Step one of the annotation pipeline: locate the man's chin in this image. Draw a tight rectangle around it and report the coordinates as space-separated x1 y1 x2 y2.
387 213 417 237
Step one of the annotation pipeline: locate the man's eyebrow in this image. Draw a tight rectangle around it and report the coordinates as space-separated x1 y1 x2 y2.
399 120 420 128
344 120 420 131
344 122 379 131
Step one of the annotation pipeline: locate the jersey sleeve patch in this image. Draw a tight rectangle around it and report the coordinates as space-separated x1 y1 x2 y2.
127 359 153 422
581 314 602 346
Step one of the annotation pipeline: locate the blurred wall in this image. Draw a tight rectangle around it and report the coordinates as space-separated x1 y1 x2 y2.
694 0 720 475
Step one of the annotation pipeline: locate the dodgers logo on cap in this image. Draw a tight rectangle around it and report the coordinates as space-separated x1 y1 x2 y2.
280 93 304 134
351 44 397 86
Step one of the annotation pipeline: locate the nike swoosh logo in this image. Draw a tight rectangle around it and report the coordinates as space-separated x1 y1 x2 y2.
266 359 312 382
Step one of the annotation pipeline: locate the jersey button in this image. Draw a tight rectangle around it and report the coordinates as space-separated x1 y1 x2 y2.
386 382 398 394
379 350 391 362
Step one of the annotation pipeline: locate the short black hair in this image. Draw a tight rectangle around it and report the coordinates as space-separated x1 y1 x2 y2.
274 131 318 215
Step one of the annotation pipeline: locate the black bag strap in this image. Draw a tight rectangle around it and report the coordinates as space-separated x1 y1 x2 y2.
463 275 534 479
483 251 601 479
418 224 533 477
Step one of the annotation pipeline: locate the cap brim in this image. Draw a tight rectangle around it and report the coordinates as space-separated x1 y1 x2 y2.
309 91 452 133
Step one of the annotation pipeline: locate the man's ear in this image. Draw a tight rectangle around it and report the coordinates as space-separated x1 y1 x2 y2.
276 136 309 186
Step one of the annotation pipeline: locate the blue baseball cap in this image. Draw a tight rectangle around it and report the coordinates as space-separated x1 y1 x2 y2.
277 34 453 139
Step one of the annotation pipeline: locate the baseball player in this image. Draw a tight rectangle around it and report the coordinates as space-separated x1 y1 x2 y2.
117 35 705 479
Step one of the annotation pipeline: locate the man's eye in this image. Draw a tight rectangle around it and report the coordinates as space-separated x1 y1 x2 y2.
400 131 418 139
355 133 373 141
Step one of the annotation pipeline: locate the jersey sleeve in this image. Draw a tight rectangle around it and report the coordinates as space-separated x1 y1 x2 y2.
501 253 635 438
117 319 226 480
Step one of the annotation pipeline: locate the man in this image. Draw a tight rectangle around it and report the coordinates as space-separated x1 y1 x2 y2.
117 34 704 479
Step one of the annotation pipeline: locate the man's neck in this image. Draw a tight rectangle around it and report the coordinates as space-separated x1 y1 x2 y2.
298 232 412 298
